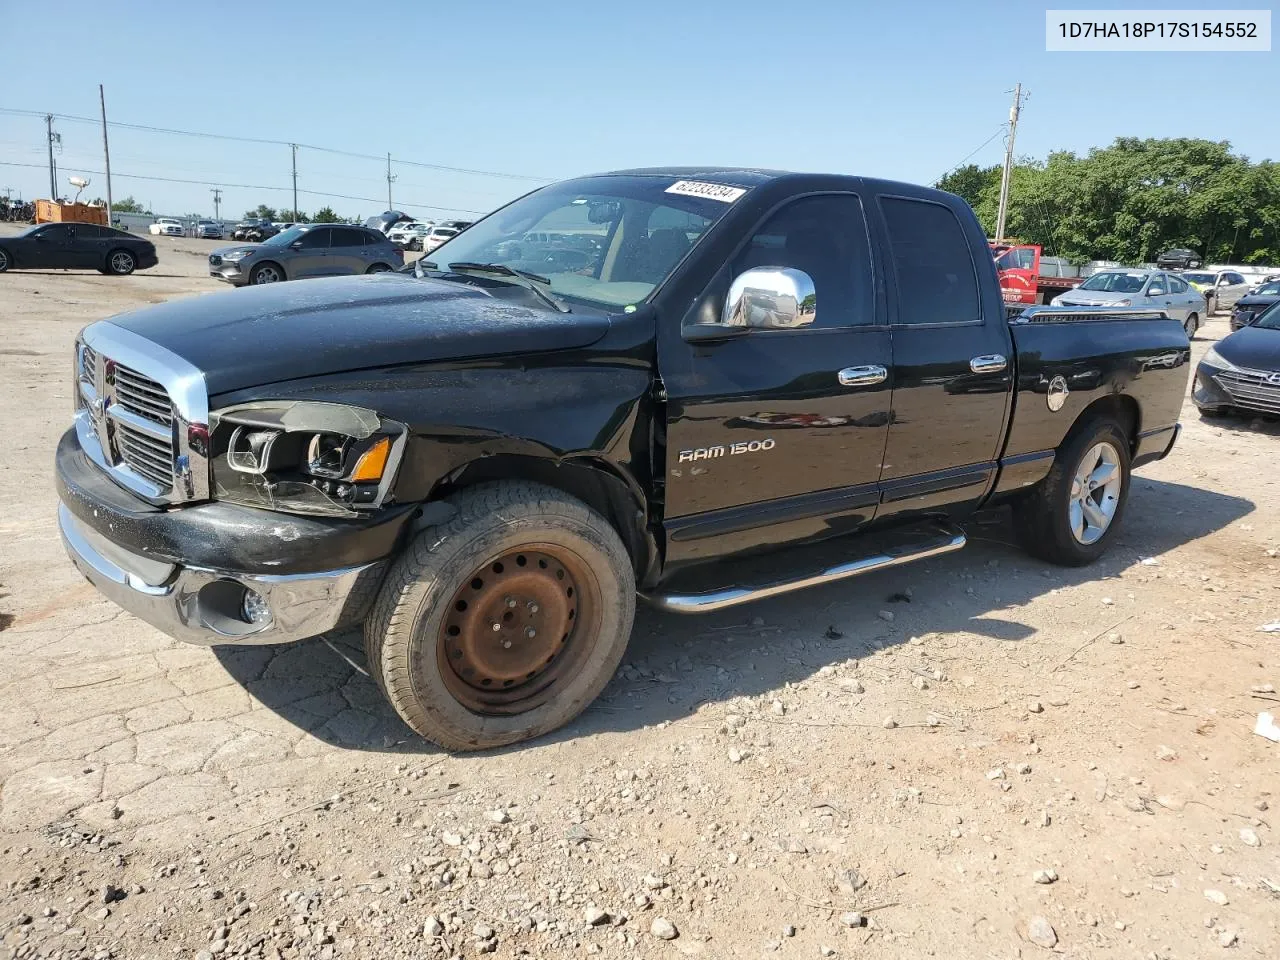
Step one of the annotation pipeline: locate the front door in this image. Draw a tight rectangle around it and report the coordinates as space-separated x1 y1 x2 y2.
27 224 84 269
661 193 893 566
872 193 1013 519
288 227 332 278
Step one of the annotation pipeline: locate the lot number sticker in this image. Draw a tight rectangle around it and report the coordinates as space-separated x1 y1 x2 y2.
665 180 747 203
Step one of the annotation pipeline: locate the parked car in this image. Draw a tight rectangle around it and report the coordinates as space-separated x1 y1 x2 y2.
421 225 459 252
0 222 157 275
1194 301 1280 416
1051 269 1205 336
1156 248 1203 270
1248 273 1280 293
1230 279 1280 330
194 220 223 240
148 217 184 237
396 222 436 250
231 219 279 242
208 223 403 286
57 167 1188 752
387 221 428 247
1181 270 1252 314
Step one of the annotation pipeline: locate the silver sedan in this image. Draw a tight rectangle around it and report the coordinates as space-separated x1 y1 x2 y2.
1052 269 1207 337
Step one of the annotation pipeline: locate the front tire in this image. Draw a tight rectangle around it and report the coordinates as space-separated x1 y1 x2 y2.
364 481 636 751
0 246 9 272
106 249 135 275
1014 419 1131 566
250 262 284 285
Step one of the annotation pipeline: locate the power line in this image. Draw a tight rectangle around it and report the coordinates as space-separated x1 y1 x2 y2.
931 125 1007 186
0 106 554 182
0 160 488 215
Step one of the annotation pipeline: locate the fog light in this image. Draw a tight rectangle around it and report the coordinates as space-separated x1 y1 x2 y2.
242 589 271 625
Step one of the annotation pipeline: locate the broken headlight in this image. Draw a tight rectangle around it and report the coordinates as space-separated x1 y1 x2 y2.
209 400 405 517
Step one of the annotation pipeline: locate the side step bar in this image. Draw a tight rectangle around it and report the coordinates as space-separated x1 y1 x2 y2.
642 523 967 614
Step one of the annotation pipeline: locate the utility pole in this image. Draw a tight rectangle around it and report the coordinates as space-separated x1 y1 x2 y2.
290 144 298 219
45 114 58 200
99 85 114 223
210 187 222 221
994 82 1025 244
386 153 395 210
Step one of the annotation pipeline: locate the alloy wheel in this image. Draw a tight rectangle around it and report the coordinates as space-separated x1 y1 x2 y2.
1068 441 1123 545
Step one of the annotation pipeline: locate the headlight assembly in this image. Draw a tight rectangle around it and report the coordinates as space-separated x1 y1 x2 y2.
222 250 251 261
1202 346 1239 371
209 400 405 517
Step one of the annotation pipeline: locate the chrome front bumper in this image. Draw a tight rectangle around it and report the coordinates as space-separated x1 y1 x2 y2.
58 504 382 646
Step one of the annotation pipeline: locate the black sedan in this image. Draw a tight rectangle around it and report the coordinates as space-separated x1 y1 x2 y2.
1194 302 1280 416
1230 280 1280 330
0 223 157 276
1156 247 1203 270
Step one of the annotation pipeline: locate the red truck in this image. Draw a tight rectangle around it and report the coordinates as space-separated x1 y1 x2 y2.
990 242 1083 305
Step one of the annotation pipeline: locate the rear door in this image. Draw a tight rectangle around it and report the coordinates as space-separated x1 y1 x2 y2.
73 224 110 269
661 193 893 565
328 227 369 274
872 193 1013 519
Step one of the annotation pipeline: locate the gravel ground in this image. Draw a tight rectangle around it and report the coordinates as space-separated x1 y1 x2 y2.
1 226 1277 959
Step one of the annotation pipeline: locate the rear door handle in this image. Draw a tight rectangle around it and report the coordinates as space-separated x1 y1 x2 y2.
969 354 1008 373
837 365 887 387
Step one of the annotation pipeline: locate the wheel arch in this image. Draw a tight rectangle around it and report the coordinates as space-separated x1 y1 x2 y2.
251 259 286 281
1063 393 1140 455
425 454 657 585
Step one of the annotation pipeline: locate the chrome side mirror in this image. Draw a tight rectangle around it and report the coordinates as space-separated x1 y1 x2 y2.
722 267 816 330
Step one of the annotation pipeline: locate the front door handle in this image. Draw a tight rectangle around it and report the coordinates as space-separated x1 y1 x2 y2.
969 354 1008 373
837 365 887 387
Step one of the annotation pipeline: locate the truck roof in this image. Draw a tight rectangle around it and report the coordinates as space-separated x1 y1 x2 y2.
593 167 956 201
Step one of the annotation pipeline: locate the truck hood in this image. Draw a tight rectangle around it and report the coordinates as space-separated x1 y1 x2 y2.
103 274 611 396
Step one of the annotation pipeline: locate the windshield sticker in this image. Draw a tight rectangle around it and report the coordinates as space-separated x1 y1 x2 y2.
665 180 747 203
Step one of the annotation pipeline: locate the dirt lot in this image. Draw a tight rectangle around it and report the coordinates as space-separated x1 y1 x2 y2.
1 225 1277 960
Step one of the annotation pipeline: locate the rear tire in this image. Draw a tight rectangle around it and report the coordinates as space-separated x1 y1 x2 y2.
1183 313 1199 339
1014 418 1131 566
365 263 391 274
0 246 9 272
106 249 135 276
364 481 636 751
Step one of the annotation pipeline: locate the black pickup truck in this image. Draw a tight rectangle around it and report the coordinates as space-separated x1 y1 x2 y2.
56 168 1189 750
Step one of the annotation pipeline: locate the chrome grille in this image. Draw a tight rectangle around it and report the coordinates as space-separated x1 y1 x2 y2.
1214 369 1280 413
80 343 97 381
109 362 175 492
114 365 174 426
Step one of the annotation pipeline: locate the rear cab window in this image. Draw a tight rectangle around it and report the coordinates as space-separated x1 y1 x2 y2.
879 197 980 325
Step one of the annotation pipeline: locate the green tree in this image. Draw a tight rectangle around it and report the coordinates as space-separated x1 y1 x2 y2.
244 204 278 221
111 196 148 214
311 206 342 223
278 208 311 223
936 164 1000 213
960 138 1280 266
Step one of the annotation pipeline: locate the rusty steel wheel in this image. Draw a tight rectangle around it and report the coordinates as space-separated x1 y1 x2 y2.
364 481 635 751
437 546 600 715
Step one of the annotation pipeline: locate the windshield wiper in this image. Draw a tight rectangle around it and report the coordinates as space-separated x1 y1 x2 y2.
446 262 569 313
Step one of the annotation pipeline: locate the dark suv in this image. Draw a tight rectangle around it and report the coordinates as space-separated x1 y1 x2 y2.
1156 248 1203 270
209 224 403 286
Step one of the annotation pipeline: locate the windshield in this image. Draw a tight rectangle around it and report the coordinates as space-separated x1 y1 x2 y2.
1078 272 1149 293
418 175 740 309
1255 302 1280 330
1254 281 1280 296
262 225 308 246
1182 272 1214 285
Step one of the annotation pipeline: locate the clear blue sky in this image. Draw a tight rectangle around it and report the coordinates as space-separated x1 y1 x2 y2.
2 1 1276 220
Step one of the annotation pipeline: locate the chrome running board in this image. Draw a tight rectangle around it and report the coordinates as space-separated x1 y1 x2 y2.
642 523 967 614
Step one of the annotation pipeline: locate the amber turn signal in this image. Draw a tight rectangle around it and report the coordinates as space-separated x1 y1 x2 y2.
351 437 391 482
